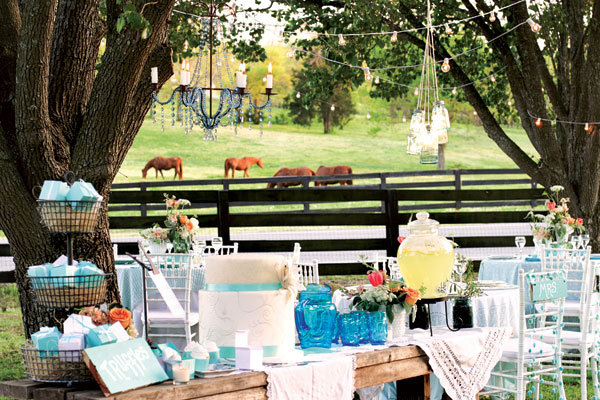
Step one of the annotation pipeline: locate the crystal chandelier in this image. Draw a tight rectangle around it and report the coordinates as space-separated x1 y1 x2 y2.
150 0 276 141
407 0 450 164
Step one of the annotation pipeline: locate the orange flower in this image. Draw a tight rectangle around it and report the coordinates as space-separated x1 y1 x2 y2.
108 308 132 329
186 220 194 231
402 288 420 306
179 215 188 224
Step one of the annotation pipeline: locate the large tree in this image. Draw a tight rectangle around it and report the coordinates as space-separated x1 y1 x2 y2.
248 0 600 248
0 0 175 336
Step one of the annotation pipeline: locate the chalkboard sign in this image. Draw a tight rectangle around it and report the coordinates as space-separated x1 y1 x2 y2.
529 274 568 302
83 338 168 396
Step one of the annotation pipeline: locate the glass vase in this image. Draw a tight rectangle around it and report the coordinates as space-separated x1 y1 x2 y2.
385 305 407 340
368 311 388 345
339 313 360 346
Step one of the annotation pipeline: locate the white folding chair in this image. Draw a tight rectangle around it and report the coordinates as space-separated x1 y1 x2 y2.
291 242 301 263
483 269 567 400
295 259 319 287
374 254 402 281
143 252 198 346
538 245 598 399
203 241 239 256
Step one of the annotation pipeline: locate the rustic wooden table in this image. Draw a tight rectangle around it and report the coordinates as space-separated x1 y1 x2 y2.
1 346 435 400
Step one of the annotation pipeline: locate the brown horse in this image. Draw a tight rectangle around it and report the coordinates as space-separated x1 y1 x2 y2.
315 165 353 186
142 156 183 180
267 167 316 189
224 157 264 178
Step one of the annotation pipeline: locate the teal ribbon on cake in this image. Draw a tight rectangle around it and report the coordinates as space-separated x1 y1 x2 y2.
219 345 282 359
205 282 282 292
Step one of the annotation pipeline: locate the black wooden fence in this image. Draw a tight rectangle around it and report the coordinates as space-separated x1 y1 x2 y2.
0 169 545 283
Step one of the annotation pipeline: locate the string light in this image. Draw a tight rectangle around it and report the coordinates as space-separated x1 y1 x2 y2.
402 116 407 123
489 11 496 23
375 76 380 84
364 66 373 81
452 87 457 95
445 24 453 35
391 31 398 42
330 104 335 111
414 88 419 96
286 46 296 59
366 112 371 119
300 22 307 30
441 58 451 72
508 100 512 106
338 34 346 46
296 92 301 98
585 123 592 133
490 74 496 82
528 111 600 132
527 18 541 33
535 118 542 127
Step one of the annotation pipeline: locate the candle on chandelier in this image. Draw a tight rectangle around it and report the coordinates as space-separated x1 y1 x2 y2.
266 62 273 89
151 67 158 84
179 61 186 85
185 61 191 85
236 62 247 88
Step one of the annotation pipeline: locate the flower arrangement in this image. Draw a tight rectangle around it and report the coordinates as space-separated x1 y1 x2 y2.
448 254 482 298
79 303 138 339
139 194 200 253
348 263 421 323
528 185 585 244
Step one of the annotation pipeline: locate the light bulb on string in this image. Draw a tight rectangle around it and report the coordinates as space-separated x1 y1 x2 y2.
508 100 512 106
296 92 301 99
391 31 398 43
414 88 419 96
490 74 496 82
374 76 380 84
585 123 594 133
300 22 307 30
527 18 541 33
441 58 451 73
338 34 346 46
535 118 543 127
402 116 407 123
489 11 496 23
330 104 335 111
452 87 457 95
286 46 296 59
445 24 452 34
366 112 371 119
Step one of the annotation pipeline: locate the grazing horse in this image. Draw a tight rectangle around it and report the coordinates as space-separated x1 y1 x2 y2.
142 156 183 180
224 157 264 178
267 167 316 189
314 165 353 186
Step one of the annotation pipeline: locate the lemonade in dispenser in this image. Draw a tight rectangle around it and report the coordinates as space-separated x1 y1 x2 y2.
397 211 454 300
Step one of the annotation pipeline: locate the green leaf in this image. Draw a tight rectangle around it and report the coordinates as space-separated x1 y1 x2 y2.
116 16 125 33
386 304 394 324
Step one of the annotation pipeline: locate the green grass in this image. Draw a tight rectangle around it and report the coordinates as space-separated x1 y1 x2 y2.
0 285 25 385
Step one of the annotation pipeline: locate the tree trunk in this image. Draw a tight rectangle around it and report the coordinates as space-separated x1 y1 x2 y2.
323 109 331 133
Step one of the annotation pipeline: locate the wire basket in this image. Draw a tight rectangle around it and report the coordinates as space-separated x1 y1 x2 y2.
29 274 110 308
21 341 93 383
37 199 102 233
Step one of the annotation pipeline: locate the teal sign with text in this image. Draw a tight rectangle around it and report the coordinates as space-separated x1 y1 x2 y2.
83 338 168 395
529 274 568 302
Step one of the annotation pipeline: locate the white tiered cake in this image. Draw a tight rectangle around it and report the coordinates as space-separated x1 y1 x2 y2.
198 254 298 359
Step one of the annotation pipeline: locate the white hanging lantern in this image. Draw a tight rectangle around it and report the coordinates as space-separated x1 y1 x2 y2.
407 109 425 155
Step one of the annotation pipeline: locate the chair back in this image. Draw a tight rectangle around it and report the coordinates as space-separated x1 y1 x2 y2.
517 269 566 374
203 242 239 256
292 242 301 263
144 253 193 321
295 259 319 287
374 254 402 281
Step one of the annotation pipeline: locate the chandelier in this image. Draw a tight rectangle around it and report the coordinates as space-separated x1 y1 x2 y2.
150 0 276 141
407 0 450 164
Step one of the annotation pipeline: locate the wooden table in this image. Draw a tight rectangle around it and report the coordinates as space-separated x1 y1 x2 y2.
1 346 432 400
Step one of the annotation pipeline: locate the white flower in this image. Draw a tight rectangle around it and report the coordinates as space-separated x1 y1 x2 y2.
550 185 564 192
190 217 199 230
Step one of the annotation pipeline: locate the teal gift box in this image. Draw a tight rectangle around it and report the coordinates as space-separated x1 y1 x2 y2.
86 324 117 348
28 264 52 289
209 350 219 364
49 264 78 287
39 180 69 201
31 327 61 358
75 261 104 287
194 358 209 372
66 181 101 211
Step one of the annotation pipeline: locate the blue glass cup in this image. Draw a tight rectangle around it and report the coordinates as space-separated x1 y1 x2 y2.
332 313 341 344
355 311 370 344
339 313 360 346
368 311 388 345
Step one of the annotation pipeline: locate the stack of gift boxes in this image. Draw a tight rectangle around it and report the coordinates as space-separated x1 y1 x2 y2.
28 255 105 289
39 179 102 208
31 314 131 361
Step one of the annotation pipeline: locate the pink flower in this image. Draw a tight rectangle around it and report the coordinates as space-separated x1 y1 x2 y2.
397 236 406 244
577 218 584 225
169 215 177 223
368 270 384 287
547 201 556 210
166 200 174 208
174 200 181 207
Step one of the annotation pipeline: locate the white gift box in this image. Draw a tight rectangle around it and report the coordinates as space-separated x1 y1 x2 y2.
58 333 85 361
235 330 249 347
235 346 263 370
109 322 130 342
63 314 95 335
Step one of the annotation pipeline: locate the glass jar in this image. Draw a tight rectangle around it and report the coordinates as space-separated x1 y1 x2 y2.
295 284 337 349
397 211 454 299
452 297 473 329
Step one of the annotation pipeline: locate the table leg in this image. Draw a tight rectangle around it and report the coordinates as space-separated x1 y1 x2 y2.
396 374 430 400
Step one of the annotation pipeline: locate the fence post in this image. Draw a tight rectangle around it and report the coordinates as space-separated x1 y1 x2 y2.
384 190 400 257
140 182 147 217
530 179 537 208
380 174 386 213
454 170 462 210
217 190 231 244
303 178 310 213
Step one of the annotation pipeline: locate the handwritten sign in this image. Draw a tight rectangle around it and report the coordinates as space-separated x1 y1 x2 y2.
529 274 568 302
83 338 168 396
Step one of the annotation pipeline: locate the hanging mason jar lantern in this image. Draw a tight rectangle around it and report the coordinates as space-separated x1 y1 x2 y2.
407 109 425 155
419 126 439 164
431 101 450 144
